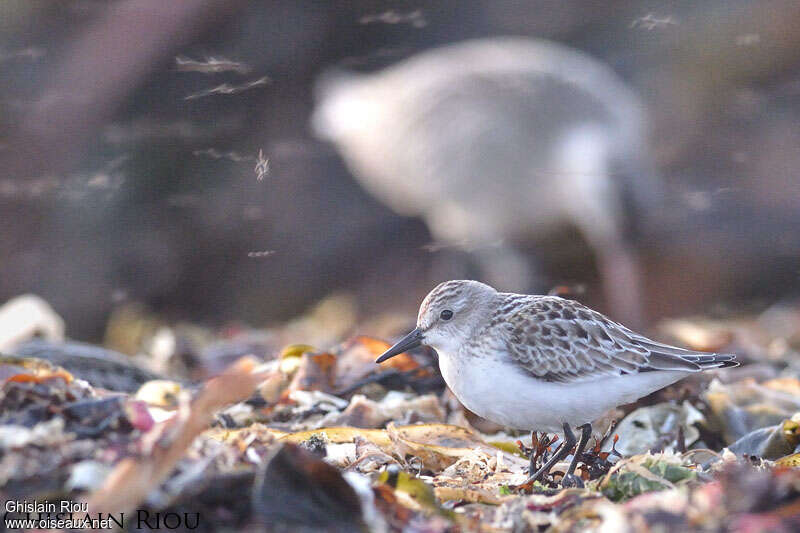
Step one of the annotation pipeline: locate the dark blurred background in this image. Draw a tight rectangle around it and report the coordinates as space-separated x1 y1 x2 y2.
1 0 800 341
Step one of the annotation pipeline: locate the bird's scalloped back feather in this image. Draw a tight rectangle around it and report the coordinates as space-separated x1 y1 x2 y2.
500 295 737 383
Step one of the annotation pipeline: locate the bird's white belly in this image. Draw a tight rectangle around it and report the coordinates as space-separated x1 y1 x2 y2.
437 349 688 432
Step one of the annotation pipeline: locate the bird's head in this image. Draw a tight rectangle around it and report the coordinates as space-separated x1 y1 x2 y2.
376 280 498 362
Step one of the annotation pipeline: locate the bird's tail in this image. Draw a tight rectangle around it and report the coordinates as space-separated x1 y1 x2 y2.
680 352 739 370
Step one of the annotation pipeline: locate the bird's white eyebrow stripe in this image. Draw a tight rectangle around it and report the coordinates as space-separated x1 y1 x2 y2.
418 281 466 317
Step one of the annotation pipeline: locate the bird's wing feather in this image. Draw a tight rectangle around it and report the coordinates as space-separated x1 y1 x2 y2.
501 296 735 383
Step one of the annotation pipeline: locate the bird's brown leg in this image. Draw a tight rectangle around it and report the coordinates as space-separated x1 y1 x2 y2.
518 423 576 488
562 423 592 488
598 245 645 329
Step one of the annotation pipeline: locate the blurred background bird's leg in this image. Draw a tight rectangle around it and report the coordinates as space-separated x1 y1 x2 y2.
572 205 646 328
571 193 646 327
595 241 645 328
557 127 647 327
424 204 541 293
471 244 541 294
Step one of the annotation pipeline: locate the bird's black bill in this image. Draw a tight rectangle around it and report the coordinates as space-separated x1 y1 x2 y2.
375 328 423 363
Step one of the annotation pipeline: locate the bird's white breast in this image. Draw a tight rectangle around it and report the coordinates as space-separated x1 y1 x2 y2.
436 348 688 433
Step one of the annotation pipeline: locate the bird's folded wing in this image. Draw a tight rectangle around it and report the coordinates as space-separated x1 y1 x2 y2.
502 297 734 383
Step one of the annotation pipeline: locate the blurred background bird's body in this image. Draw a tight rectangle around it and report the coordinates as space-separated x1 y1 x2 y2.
314 37 660 326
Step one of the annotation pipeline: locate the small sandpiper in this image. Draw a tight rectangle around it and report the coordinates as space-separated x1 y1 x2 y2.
376 280 737 488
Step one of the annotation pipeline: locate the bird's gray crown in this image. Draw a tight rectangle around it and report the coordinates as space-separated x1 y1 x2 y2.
417 280 497 331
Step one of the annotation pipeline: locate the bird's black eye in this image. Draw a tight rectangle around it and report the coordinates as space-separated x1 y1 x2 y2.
440 309 454 321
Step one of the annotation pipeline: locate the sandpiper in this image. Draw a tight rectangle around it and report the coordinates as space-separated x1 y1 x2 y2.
313 37 661 325
376 280 737 488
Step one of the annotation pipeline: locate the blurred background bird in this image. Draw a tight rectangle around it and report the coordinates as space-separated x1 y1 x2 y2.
2 1 800 339
313 37 660 326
